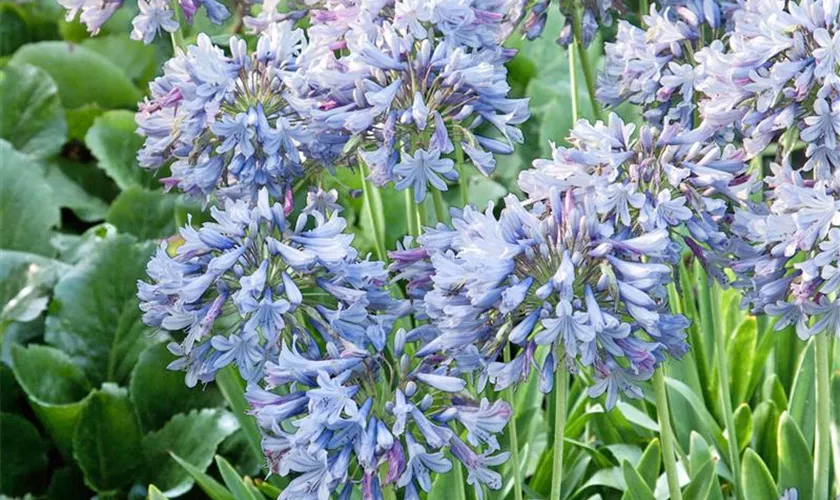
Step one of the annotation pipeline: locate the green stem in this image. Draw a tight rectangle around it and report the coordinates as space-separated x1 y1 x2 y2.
653 369 683 500
216 366 264 466
569 39 580 123
571 3 601 120
432 189 448 224
406 188 419 237
415 197 428 232
453 461 468 500
639 0 649 20
551 365 568 500
814 334 831 500
168 0 186 51
504 346 524 500
710 284 742 500
358 161 387 261
455 142 468 208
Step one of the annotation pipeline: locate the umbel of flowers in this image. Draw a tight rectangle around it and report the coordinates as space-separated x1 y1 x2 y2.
136 22 328 203
288 0 531 202
138 189 408 386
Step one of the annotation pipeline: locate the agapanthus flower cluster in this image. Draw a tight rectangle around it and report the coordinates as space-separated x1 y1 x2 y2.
136 22 319 203
138 188 408 386
696 0 840 173
58 0 230 44
290 0 530 202
521 0 617 47
245 321 512 499
597 1 730 126
730 161 840 339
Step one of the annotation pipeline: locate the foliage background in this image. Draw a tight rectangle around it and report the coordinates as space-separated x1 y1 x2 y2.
0 1 838 499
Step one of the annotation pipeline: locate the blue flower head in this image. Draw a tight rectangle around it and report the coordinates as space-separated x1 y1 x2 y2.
294 2 530 202
136 23 319 203
245 316 512 498
137 188 407 386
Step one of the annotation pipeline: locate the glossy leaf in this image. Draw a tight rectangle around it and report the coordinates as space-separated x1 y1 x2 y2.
0 63 66 159
85 110 158 191
777 412 814 499
742 449 778 499
0 412 49 496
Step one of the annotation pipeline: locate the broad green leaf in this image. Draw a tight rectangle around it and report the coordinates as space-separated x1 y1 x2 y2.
143 409 240 497
0 250 68 326
81 36 159 87
788 338 816 449
0 365 23 413
0 64 66 159
72 383 145 494
747 322 777 402
778 412 814 499
216 455 261 500
66 103 104 141
733 403 753 452
621 460 655 500
617 401 659 433
665 377 723 452
10 41 142 109
727 317 757 405
49 156 120 206
10 343 90 458
688 432 712 477
106 188 180 240
0 141 60 256
742 449 778 499
0 413 49 497
86 110 158 191
130 342 224 432
45 465 88 500
752 400 780 477
467 175 508 210
170 453 235 500
44 234 159 385
44 162 109 222
0 3 30 56
682 459 715 500
635 439 661 489
762 374 789 412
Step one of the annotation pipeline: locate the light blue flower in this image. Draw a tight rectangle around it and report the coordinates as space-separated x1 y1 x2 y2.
394 149 458 202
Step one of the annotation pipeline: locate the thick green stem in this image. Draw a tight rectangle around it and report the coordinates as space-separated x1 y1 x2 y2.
639 0 649 19
569 40 580 123
814 334 831 500
415 197 428 232
358 161 387 261
216 366 264 466
455 142 468 208
551 366 567 500
653 370 683 500
571 3 601 120
710 284 742 500
504 345 524 500
168 0 186 51
406 189 419 237
432 189 448 224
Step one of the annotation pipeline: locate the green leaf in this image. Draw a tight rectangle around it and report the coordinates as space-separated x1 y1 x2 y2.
170 453 235 500
762 374 789 412
778 412 814 499
733 403 753 452
682 459 715 500
832 373 840 491
10 41 142 109
635 438 661 489
742 449 778 499
80 36 158 87
143 409 240 497
106 188 181 240
44 234 159 385
727 317 757 405
0 141 60 256
752 400 780 477
85 110 157 191
0 250 68 326
0 64 66 159
148 484 169 500
72 383 145 494
130 342 225 432
617 401 659 433
44 162 110 222
467 176 508 210
0 412 49 496
66 103 104 141
621 460 655 500
788 338 816 449
45 465 88 500
10 343 90 459
216 455 260 500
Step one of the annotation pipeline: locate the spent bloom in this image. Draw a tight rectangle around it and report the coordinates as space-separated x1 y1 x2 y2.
58 0 229 43
291 2 530 202
696 0 840 172
136 22 319 203
598 0 731 126
137 188 407 386
246 325 511 499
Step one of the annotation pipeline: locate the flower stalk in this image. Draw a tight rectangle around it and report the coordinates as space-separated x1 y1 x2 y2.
550 366 567 500
814 333 831 500
653 369 683 500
